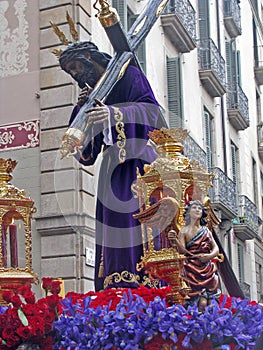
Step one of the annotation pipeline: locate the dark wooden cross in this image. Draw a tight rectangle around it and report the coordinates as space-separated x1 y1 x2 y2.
61 0 169 158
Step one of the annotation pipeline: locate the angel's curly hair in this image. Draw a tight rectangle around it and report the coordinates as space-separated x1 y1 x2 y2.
183 200 208 226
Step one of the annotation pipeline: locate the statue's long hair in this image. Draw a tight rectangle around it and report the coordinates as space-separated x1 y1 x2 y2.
59 41 111 71
183 200 208 226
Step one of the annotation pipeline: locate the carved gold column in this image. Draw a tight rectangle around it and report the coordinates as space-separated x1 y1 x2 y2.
0 158 38 304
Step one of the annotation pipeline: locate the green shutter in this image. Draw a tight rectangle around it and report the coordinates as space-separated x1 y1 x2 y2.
225 40 233 87
166 57 183 128
237 243 244 282
198 0 210 39
237 50 241 86
204 110 212 170
226 39 238 105
128 14 146 73
231 143 237 186
112 0 127 30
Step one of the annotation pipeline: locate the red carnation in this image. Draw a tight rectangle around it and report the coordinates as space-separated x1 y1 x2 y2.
45 294 60 308
28 316 44 336
50 280 61 295
42 278 53 291
5 335 20 348
18 285 31 297
16 325 34 340
24 292 36 304
40 335 53 350
10 294 22 308
22 303 36 316
2 291 15 303
43 311 55 324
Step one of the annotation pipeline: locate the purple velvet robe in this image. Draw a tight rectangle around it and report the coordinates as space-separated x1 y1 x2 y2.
69 65 162 291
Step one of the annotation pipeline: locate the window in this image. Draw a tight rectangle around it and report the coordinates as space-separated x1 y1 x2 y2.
203 109 213 171
198 0 210 39
256 91 261 124
260 171 263 206
112 0 146 72
166 56 183 128
128 13 146 73
252 157 258 207
237 243 244 282
225 39 241 104
256 263 263 302
112 0 127 29
231 142 240 195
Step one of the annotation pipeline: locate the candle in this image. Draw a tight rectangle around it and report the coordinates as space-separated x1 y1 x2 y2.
9 224 18 268
1 222 7 267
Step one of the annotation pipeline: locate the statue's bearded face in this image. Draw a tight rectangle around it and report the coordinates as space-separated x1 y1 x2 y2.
64 57 102 89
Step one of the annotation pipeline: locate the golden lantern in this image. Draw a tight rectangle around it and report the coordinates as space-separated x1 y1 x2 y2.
0 158 38 302
132 128 218 305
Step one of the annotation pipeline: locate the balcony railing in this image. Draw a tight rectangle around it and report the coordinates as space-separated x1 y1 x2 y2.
209 167 238 218
163 0 196 40
227 83 249 130
224 0 242 37
197 38 226 97
238 195 259 233
161 0 196 53
184 135 207 169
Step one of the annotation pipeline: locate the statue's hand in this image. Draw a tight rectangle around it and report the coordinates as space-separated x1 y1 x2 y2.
77 85 93 107
85 99 109 125
195 253 211 263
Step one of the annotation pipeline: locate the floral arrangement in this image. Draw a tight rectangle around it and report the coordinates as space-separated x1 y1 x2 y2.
53 286 263 350
0 278 61 350
0 282 262 350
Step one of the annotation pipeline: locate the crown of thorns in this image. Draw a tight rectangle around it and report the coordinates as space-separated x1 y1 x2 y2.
50 11 79 58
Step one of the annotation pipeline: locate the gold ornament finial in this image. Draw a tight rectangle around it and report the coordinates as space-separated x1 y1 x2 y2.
93 0 119 27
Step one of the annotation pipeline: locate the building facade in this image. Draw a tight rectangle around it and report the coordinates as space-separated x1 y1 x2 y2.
0 0 263 301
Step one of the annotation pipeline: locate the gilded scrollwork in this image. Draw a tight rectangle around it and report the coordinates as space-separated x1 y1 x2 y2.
132 128 219 304
0 157 38 284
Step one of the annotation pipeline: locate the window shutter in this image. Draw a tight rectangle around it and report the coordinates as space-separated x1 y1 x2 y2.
166 57 183 128
231 144 237 186
204 110 212 171
226 39 238 105
225 40 232 87
198 0 210 39
252 158 258 206
128 14 146 73
237 243 244 282
237 50 241 86
112 0 127 30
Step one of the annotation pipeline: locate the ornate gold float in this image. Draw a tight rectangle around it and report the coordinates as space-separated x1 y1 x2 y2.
132 128 218 304
0 158 38 303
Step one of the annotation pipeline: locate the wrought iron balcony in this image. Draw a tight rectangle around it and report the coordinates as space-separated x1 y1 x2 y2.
161 0 196 53
227 84 249 130
233 195 259 240
239 281 251 299
258 124 263 162
197 38 226 97
224 0 242 38
184 134 206 169
209 167 238 219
